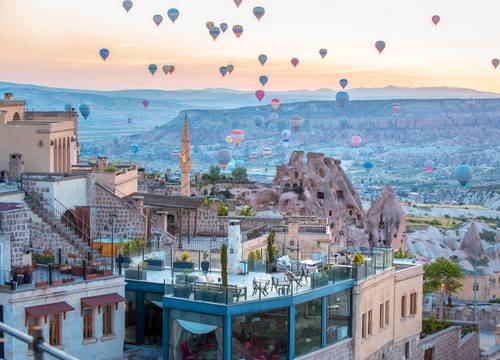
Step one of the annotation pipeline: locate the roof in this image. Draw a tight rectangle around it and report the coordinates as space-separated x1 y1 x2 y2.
138 193 206 209
81 293 126 308
0 203 22 212
25 302 74 318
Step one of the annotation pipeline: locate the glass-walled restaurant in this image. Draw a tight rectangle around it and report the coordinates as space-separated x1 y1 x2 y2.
164 288 352 360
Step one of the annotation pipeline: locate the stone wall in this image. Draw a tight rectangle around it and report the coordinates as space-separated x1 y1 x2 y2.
30 220 81 259
0 206 29 266
91 184 146 240
417 326 480 360
296 338 353 360
429 304 500 332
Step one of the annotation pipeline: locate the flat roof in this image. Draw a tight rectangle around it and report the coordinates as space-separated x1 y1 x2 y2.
138 193 206 209
0 203 23 212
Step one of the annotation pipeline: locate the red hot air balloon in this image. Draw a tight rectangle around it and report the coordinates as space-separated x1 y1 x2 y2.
168 65 175 74
255 90 265 102
375 41 386 54
432 15 440 26
351 135 362 147
271 99 280 111
249 153 258 162
262 147 273 157
392 102 401 113
492 59 500 69
232 25 243 38
230 129 245 145
142 100 150 109
291 58 299 68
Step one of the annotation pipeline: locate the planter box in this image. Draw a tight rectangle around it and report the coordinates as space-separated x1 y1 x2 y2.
146 259 164 267
52 280 63 286
63 278 75 284
86 274 97 280
71 267 84 277
35 281 49 288
125 269 147 281
97 270 113 277
173 261 194 270
173 286 191 299
195 289 217 302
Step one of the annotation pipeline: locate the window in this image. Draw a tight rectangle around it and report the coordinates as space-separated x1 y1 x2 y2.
49 314 61 346
103 304 113 336
362 313 367 338
326 290 351 345
410 292 418 315
368 310 372 336
27 318 40 337
317 192 324 199
385 301 390 325
405 341 410 359
379 303 384 328
83 307 93 339
401 295 407 318
295 299 322 356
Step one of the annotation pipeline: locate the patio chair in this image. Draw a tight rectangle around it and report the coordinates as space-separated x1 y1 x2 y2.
252 279 259 296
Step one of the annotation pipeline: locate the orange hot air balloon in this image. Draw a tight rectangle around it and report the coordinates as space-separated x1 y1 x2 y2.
230 129 245 145
271 99 280 111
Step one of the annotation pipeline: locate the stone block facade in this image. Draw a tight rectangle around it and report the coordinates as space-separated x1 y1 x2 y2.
296 338 353 360
30 220 80 259
0 205 29 265
417 326 480 360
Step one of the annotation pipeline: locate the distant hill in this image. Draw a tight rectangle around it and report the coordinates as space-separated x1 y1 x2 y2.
1 81 499 141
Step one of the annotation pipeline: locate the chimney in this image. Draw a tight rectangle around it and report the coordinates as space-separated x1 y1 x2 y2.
227 220 242 275
96 157 108 171
4 93 14 101
8 153 24 181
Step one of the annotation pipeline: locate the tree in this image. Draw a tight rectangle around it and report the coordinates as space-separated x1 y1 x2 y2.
423 257 465 307
221 243 228 288
231 167 248 182
239 206 255 217
266 231 277 272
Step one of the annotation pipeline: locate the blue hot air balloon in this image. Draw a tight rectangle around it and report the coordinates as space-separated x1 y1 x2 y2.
259 75 269 87
99 48 110 61
339 116 349 129
253 6 265 20
364 161 374 173
220 23 228 33
282 139 290 149
455 165 472 186
148 64 157 75
122 0 133 12
167 8 179 23
130 144 140 154
339 79 348 89
258 54 268 66
79 104 90 119
219 66 228 77
336 91 349 108
254 115 264 127
209 26 221 41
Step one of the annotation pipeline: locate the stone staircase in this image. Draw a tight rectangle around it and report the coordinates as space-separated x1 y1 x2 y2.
23 189 105 263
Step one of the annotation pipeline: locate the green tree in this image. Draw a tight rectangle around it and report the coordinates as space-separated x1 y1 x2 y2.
239 206 255 217
217 202 228 216
266 231 277 272
221 243 228 288
423 257 465 307
231 167 248 182
247 251 256 272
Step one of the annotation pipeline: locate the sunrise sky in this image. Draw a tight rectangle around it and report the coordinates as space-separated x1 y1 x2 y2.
1 0 499 92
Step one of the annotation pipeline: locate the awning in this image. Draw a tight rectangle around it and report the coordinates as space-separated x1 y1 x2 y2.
25 302 74 325
81 293 126 313
177 319 218 335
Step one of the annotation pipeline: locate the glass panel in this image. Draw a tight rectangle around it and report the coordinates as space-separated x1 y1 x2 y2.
170 310 223 360
295 299 322 357
144 292 163 346
326 290 351 345
125 290 137 344
232 308 289 360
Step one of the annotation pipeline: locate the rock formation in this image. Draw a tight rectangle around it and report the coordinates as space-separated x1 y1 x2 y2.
460 222 484 261
366 186 407 249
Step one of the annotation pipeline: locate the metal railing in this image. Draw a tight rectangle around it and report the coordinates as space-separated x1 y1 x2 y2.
0 321 78 360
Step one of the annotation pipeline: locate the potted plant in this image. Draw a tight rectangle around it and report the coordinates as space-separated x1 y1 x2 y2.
201 251 210 273
197 283 217 302
221 244 228 288
352 253 365 265
173 251 194 270
145 256 164 269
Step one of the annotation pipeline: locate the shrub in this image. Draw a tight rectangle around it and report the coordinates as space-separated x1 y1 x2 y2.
422 317 452 337
489 298 500 304
352 253 365 265
239 206 255 217
217 202 228 216
480 230 496 244
104 165 117 172
179 251 191 262
394 248 412 259
247 251 256 271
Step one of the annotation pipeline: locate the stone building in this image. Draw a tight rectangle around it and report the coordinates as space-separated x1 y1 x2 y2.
0 93 80 173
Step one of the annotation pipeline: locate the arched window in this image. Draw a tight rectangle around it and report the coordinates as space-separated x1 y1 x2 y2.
12 112 21 121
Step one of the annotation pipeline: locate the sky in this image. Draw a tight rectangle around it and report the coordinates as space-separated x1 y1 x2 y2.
1 0 500 92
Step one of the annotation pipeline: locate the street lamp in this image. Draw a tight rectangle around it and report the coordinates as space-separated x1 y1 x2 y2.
290 236 300 262
108 210 117 270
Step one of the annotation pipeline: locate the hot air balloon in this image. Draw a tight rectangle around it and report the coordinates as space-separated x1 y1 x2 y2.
254 115 264 127
219 66 228 77
253 6 265 20
339 116 349 129
375 41 386 54
220 23 228 33
319 48 328 58
233 25 243 38
290 116 303 130
225 135 233 145
168 65 175 74
127 117 133 124
425 160 434 173
291 58 299 68
153 14 163 26
351 135 362 147
262 147 273 157
282 139 290 149
130 144 140 154
209 26 221 40
249 153 258 162
227 64 235 74
336 91 349 108
259 75 269 86
79 104 90 120
99 48 110 61
142 100 150 109
271 99 280 111
364 161 374 173
255 90 265 102
162 65 171 75
269 112 279 123
492 59 499 69
234 0 243 7
167 8 179 23
206 21 215 30
122 0 133 13
282 129 291 140
171 150 180 159
230 129 245 145
216 150 232 169
431 15 440 26
392 102 401 113
148 64 157 75
258 54 268 66
455 165 472 186
339 79 348 90
112 135 120 145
